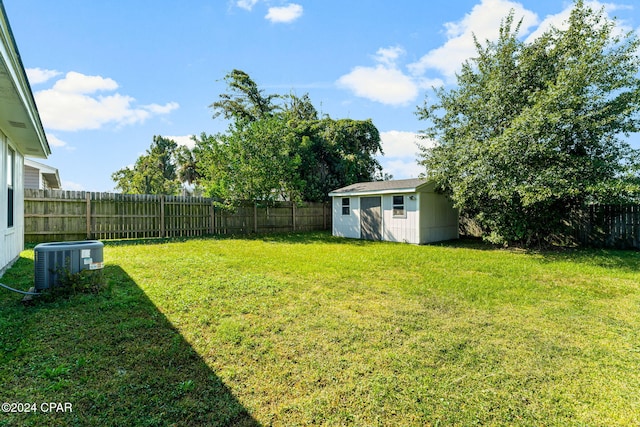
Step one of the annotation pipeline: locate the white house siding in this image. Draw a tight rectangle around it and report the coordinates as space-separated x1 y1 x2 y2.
332 196 360 238
0 5 51 274
419 192 459 244
1 132 24 273
382 194 419 244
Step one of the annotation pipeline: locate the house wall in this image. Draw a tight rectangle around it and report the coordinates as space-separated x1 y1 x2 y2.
24 165 40 189
382 193 419 244
332 196 360 238
419 192 459 244
0 130 25 273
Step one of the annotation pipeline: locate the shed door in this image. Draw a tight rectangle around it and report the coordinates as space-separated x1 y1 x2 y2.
360 197 382 240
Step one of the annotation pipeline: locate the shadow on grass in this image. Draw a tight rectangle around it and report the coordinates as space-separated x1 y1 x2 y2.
536 247 640 273
435 235 640 273
0 259 260 427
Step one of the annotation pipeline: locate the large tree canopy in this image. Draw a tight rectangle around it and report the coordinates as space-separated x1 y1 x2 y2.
112 136 186 195
195 70 383 204
112 71 383 203
417 0 640 246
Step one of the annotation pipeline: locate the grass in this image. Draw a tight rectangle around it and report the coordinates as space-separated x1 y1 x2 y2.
1 231 639 426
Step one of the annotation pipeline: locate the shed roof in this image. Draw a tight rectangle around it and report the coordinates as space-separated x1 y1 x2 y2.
329 178 433 196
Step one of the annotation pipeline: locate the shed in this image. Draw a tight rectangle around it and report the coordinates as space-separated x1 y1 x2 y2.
328 178 459 244
0 2 51 274
24 158 61 190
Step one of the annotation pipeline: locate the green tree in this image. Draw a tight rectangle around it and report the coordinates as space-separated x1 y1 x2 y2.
112 136 182 195
295 118 383 201
210 69 279 122
196 71 383 204
175 144 200 192
417 0 640 246
194 118 302 204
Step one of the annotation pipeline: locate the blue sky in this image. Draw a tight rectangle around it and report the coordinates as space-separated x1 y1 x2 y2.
5 0 640 191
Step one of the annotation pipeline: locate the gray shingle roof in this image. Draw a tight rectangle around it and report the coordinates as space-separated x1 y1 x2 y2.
329 178 428 195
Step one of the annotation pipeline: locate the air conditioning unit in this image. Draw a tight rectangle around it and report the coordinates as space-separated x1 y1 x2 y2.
34 241 104 291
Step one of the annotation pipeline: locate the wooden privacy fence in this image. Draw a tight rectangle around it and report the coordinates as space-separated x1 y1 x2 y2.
572 204 640 249
24 189 331 243
459 204 640 249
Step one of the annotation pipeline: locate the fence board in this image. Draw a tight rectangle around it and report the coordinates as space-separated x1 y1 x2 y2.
24 190 330 243
571 204 639 249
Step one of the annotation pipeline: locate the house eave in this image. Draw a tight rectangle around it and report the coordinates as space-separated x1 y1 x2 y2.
0 2 50 158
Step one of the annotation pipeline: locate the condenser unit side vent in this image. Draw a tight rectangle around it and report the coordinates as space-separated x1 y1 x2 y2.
34 241 104 291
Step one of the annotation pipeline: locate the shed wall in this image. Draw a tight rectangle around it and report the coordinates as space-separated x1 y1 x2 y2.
382 194 419 244
332 196 360 238
419 192 459 243
331 187 459 244
24 165 40 189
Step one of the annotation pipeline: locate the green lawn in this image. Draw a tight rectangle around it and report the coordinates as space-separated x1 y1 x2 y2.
1 232 639 426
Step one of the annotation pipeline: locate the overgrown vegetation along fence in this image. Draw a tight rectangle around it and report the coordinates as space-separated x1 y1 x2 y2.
24 189 331 243
572 204 640 249
461 204 640 248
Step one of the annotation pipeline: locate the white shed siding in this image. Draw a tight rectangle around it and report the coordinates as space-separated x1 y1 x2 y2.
332 196 360 238
382 194 419 244
24 164 40 189
330 179 459 245
1 133 24 273
419 192 459 243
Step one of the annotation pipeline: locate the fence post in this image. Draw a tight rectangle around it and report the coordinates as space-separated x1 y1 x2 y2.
209 201 215 234
160 195 165 238
323 202 327 230
292 202 296 231
254 202 258 234
86 192 91 239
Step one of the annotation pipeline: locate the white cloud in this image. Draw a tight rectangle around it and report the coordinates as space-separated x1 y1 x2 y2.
237 0 259 11
380 130 420 158
525 1 632 43
26 68 62 85
46 134 68 148
379 158 424 180
377 131 432 179
144 102 180 114
164 135 196 149
416 77 446 90
338 46 424 106
33 71 179 131
524 4 573 43
374 46 406 67
377 131 439 178
340 0 636 106
62 181 84 191
46 134 75 151
408 0 539 81
338 66 418 106
265 3 303 23
52 71 118 94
